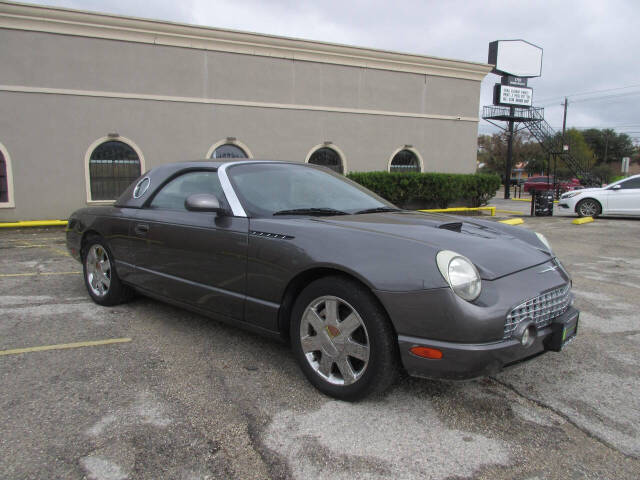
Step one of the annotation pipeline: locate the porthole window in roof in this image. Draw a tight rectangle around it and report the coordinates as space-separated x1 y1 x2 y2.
390 149 421 173
211 144 248 159
308 147 344 174
133 177 151 199
89 140 141 200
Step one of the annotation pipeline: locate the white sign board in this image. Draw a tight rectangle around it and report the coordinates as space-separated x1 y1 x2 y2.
498 85 533 107
622 157 630 174
489 40 543 78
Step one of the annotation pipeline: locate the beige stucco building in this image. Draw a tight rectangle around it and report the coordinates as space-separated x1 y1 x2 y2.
0 1 491 221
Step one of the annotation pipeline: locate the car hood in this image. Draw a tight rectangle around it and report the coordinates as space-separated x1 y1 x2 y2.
564 187 602 196
312 211 552 280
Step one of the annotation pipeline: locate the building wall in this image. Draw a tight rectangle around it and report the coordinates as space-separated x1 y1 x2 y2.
0 2 489 221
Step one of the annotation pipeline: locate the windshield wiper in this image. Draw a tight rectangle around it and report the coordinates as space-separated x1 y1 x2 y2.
273 208 349 216
354 207 402 214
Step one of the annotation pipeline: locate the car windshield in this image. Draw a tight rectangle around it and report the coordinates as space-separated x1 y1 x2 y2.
226 163 396 217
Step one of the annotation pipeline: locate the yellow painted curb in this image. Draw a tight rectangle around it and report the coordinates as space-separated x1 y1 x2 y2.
494 209 527 215
0 338 132 356
572 216 594 225
499 218 524 225
419 206 495 216
0 220 68 228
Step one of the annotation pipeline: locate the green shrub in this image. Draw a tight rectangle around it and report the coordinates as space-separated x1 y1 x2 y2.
346 171 501 208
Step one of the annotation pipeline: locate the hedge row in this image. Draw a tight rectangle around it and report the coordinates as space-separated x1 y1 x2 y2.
346 171 501 208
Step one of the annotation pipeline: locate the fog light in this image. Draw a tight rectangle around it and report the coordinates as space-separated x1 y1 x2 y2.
410 346 443 359
515 319 536 348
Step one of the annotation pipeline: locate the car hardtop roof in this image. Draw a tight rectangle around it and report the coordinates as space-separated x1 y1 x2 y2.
115 160 309 208
158 159 298 170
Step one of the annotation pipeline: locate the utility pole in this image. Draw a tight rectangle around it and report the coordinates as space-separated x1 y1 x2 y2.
562 97 568 138
555 97 568 196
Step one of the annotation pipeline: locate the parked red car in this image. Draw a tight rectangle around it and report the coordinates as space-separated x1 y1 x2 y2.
523 176 581 194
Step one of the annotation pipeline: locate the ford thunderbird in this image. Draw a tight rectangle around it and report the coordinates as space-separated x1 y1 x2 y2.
67 161 579 400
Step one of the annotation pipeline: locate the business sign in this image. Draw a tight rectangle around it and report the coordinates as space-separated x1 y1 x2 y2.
493 84 533 107
488 40 543 78
502 75 528 87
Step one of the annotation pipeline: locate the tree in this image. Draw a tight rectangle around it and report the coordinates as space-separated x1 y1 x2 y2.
477 131 545 177
556 128 596 178
582 128 633 164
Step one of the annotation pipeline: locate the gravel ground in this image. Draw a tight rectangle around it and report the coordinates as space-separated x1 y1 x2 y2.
0 216 638 480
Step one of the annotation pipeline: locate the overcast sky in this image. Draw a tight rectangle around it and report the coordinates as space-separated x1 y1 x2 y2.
25 0 640 143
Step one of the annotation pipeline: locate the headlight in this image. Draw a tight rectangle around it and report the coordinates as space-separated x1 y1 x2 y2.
535 232 553 252
562 191 582 199
436 250 482 301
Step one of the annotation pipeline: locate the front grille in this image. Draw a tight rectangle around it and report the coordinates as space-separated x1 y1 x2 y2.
504 284 572 339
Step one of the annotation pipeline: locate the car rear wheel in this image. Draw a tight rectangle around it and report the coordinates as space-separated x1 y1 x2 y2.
576 198 601 218
290 276 399 400
82 236 133 306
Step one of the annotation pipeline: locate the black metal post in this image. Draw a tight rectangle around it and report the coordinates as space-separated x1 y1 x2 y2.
504 106 515 199
553 154 557 198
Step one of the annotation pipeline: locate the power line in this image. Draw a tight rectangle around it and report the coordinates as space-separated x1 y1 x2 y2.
534 82 640 104
538 90 640 108
570 91 640 104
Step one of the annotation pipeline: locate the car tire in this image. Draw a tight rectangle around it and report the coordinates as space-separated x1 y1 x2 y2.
290 276 399 401
82 235 133 306
576 198 601 218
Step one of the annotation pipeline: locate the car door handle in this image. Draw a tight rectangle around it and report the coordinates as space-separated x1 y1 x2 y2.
134 223 149 235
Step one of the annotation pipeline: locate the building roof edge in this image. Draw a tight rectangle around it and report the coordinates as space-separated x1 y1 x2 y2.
0 1 492 81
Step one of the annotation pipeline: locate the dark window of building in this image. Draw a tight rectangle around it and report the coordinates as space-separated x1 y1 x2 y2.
0 150 7 203
390 149 421 172
308 147 343 174
211 144 248 159
89 141 141 200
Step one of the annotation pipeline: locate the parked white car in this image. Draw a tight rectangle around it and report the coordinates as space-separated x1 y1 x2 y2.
559 174 640 217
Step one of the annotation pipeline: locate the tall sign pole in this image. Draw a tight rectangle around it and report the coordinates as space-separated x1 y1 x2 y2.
487 40 543 199
505 107 515 199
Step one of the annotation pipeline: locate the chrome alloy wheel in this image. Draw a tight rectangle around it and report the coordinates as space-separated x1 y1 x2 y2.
85 244 111 297
299 295 370 386
578 199 598 217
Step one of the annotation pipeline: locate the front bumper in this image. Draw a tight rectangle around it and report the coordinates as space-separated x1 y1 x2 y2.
398 306 579 380
558 196 580 212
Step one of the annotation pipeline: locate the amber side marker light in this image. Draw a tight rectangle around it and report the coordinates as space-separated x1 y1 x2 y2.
410 346 443 359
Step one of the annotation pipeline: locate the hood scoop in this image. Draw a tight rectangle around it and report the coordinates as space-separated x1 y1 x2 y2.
438 221 463 232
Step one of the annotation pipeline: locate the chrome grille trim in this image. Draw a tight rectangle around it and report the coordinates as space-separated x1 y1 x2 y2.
504 284 572 339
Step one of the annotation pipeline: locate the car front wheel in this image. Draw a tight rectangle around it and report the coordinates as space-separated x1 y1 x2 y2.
290 276 399 400
576 198 601 218
82 236 133 306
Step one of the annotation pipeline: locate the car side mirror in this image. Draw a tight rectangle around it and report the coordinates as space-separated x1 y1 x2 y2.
611 184 621 190
185 193 226 214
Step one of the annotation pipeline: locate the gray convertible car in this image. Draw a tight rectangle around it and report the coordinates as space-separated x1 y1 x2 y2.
67 161 579 400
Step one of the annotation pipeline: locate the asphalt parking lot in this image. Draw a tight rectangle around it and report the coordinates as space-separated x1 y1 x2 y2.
1 214 639 479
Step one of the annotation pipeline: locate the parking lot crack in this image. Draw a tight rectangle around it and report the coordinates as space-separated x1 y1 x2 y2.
489 377 638 460
214 371 292 480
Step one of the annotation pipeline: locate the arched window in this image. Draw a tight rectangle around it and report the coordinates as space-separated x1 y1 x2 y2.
308 147 344 174
88 139 142 201
211 143 248 159
0 142 14 208
389 149 421 173
0 149 8 203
